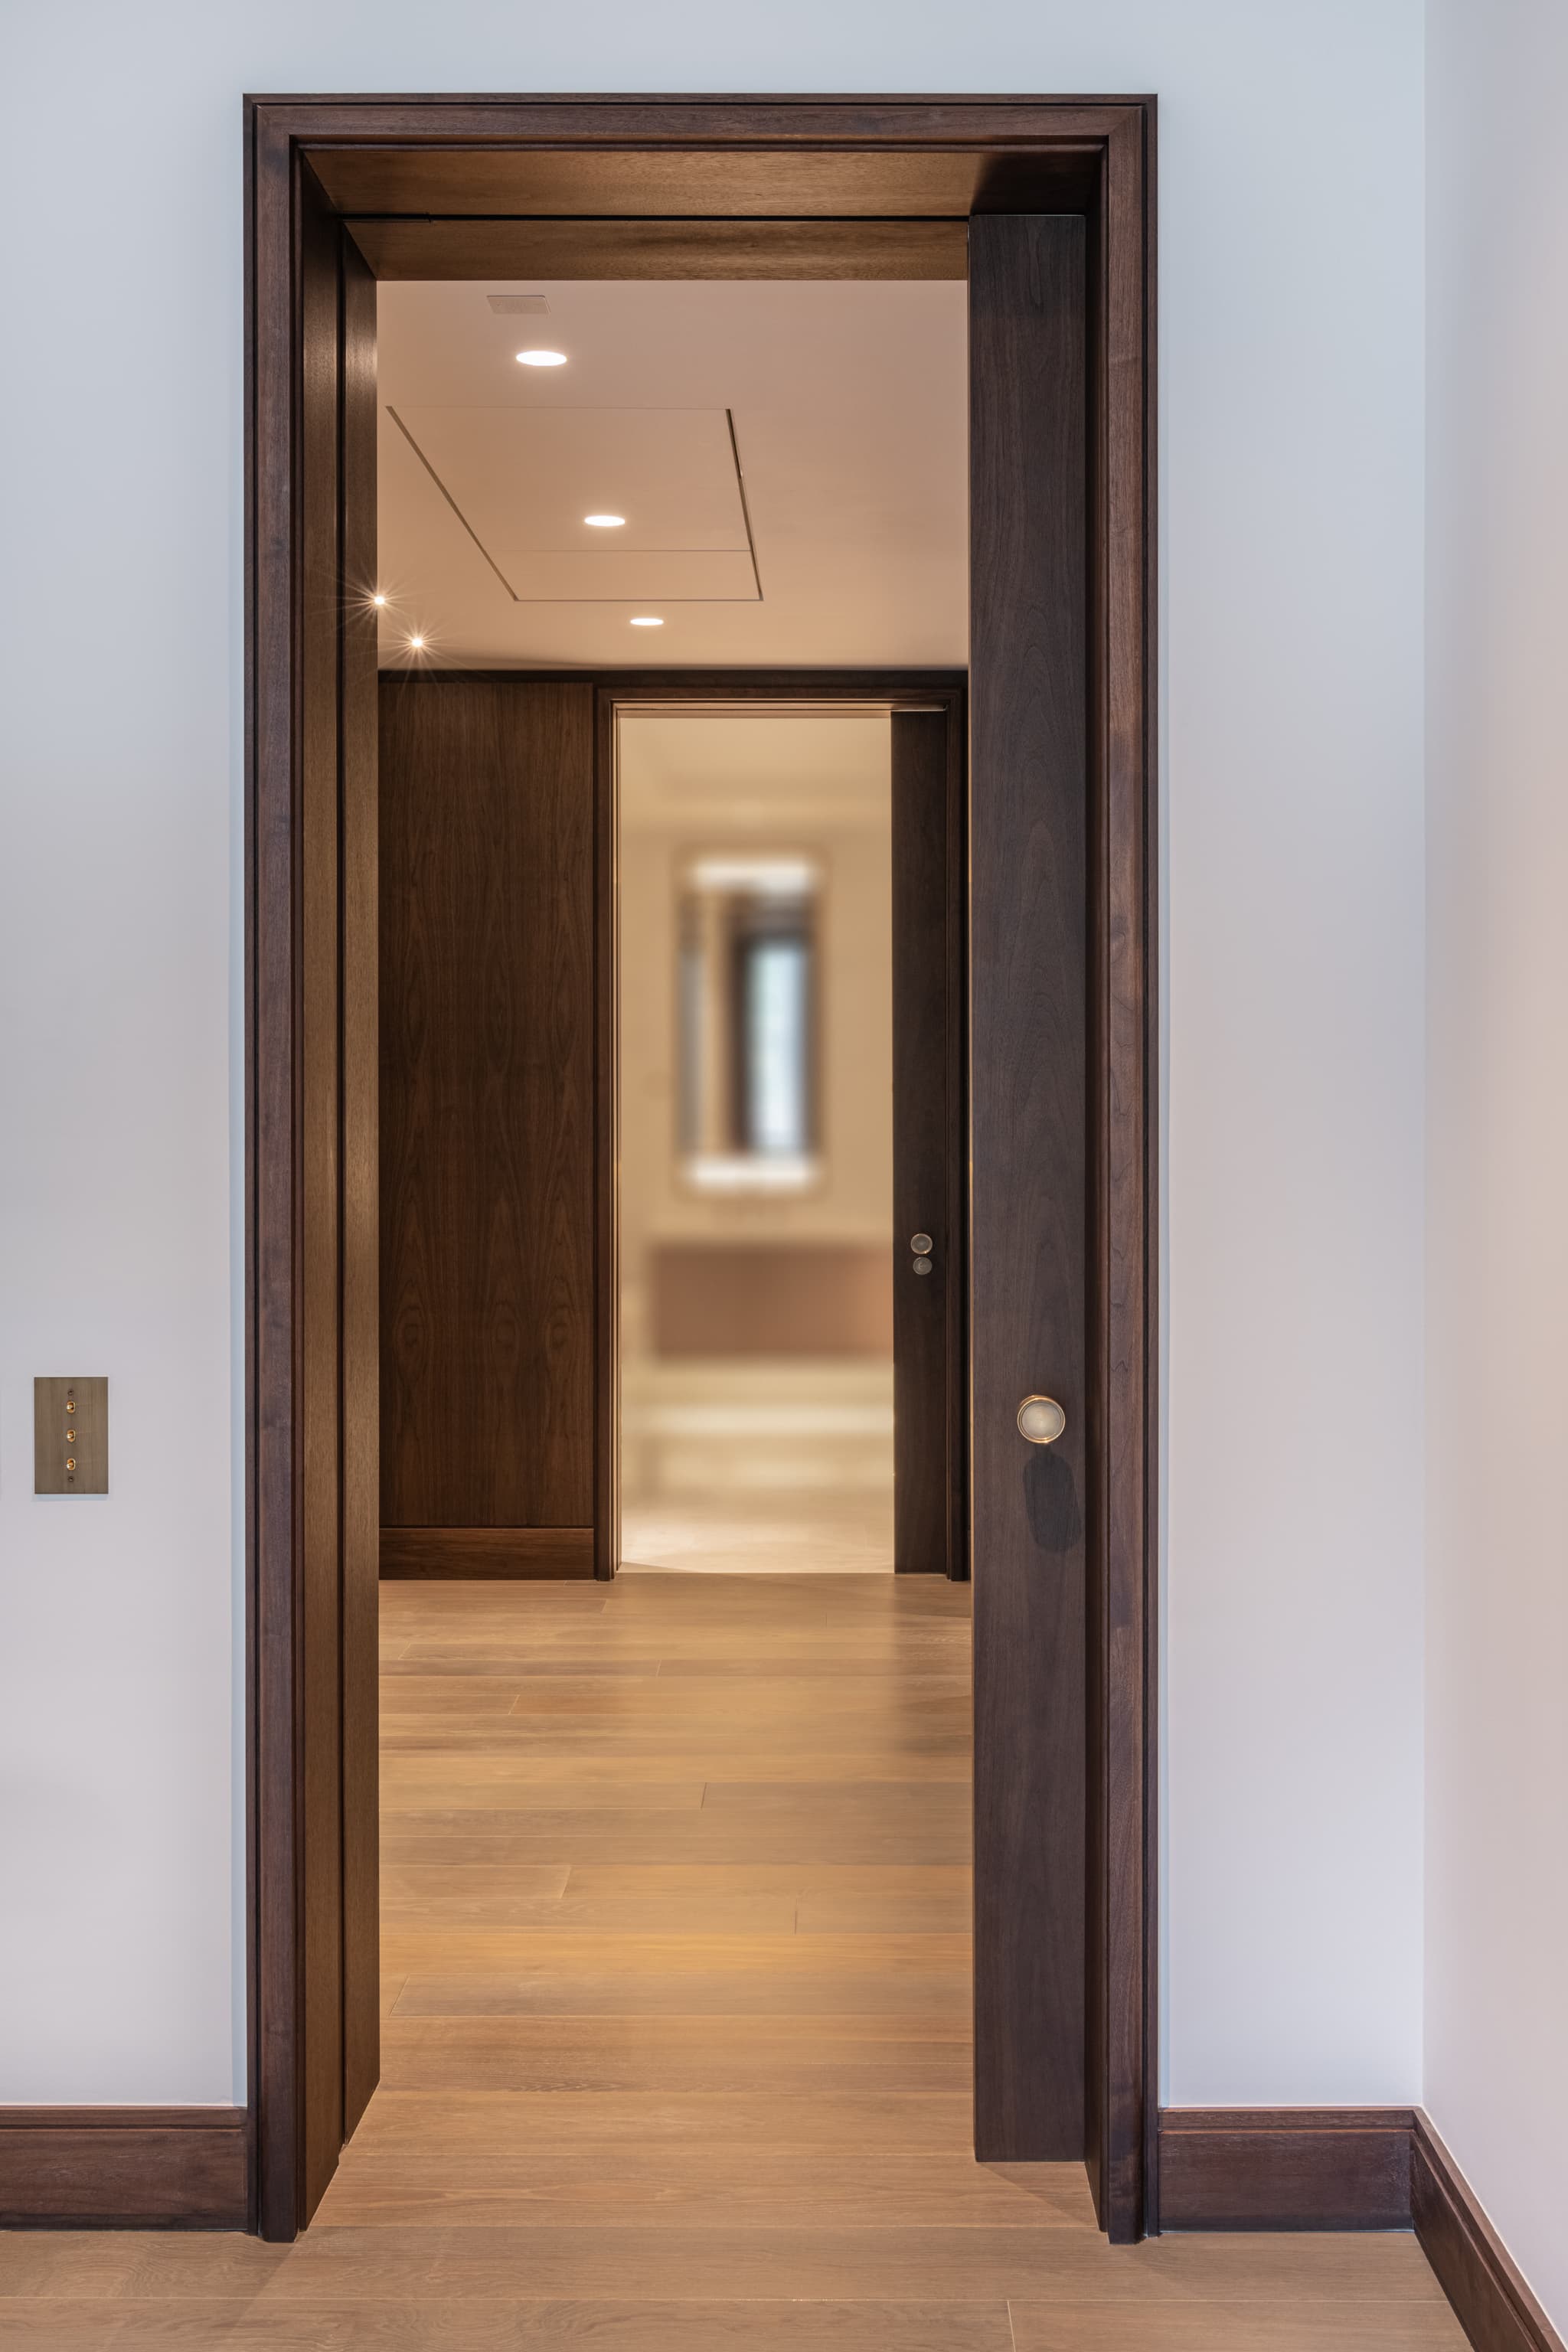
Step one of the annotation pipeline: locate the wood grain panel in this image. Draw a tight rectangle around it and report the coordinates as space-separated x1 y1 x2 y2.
0 2107 248 2227
968 214 1089 2163
349 216 968 281
379 676 595 1532
311 144 1044 220
381 1527 594 1579
1158 2109 1415 2233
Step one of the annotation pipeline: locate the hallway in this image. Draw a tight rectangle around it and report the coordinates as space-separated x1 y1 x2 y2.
1 1574 1462 2344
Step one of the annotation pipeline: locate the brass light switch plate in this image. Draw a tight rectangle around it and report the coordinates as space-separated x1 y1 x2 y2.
34 1377 109 1494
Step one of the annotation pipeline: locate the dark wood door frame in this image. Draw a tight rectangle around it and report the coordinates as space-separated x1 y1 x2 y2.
247 93 1156 2242
590 675 969 1586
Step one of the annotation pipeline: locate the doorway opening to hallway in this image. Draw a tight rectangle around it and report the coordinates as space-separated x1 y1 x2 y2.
615 703 966 1579
618 710 900 1577
361 263 987 2245
247 97 1156 2242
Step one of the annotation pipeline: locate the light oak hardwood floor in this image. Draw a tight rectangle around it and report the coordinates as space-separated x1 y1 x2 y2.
1 1573 1461 2349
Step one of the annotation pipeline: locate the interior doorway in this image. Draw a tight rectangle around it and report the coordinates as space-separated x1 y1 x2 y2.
613 701 966 1580
246 94 1156 2245
618 709 899 1578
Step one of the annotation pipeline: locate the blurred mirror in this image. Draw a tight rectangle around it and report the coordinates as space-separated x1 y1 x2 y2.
617 710 894 1576
678 854 822 1192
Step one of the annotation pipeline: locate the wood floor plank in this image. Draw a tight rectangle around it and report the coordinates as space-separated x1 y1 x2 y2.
380 1779 707 1813
380 1809 972 1866
0 2303 1021 2351
380 1730 971 1759
656 1655 972 1679
383 1658 661 1679
389 1970 971 2018
560 1862 973 1897
377 2014 975 2093
381 1862 573 1900
380 1926 973 1966
797 1889 973 1932
315 2147 1098 2230
380 1681 531 1713
382 1893 801 1933
1008 2301 1469 2349
0 2226 1447 2304
342 2087 978 2146
382 1751 970 1784
700 1779 969 1813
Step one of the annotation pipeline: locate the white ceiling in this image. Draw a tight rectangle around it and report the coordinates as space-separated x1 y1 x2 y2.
375 280 967 671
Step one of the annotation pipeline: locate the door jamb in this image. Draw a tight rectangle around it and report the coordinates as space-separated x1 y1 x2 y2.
245 92 1157 2242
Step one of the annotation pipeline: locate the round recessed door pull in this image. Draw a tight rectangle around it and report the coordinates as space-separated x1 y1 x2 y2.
1016 1394 1067 1446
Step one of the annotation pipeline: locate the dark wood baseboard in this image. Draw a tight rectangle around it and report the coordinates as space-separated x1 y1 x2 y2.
1413 2112 1565 2352
0 2105 249 2228
1157 2107 1414 2231
379 1526 595 1579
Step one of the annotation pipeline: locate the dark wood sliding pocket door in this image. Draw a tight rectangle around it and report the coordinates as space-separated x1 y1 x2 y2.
968 214 1091 2162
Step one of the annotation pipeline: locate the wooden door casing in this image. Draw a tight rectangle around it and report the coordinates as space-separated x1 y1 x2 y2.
253 159 381 2233
248 100 1155 2244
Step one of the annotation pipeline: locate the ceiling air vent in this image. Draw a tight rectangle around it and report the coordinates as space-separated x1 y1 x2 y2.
486 293 550 315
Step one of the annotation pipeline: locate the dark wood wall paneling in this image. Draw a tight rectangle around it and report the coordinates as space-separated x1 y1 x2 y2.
381 1527 594 1579
378 677 596 1555
968 214 1090 2165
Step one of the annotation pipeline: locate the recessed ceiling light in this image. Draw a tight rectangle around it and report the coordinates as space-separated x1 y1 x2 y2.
516 348 567 368
584 514 626 528
629 616 664 628
409 634 425 651
372 593 387 606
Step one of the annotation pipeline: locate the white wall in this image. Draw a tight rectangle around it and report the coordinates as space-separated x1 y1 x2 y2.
1425 0 1568 2327
0 1 1426 2114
